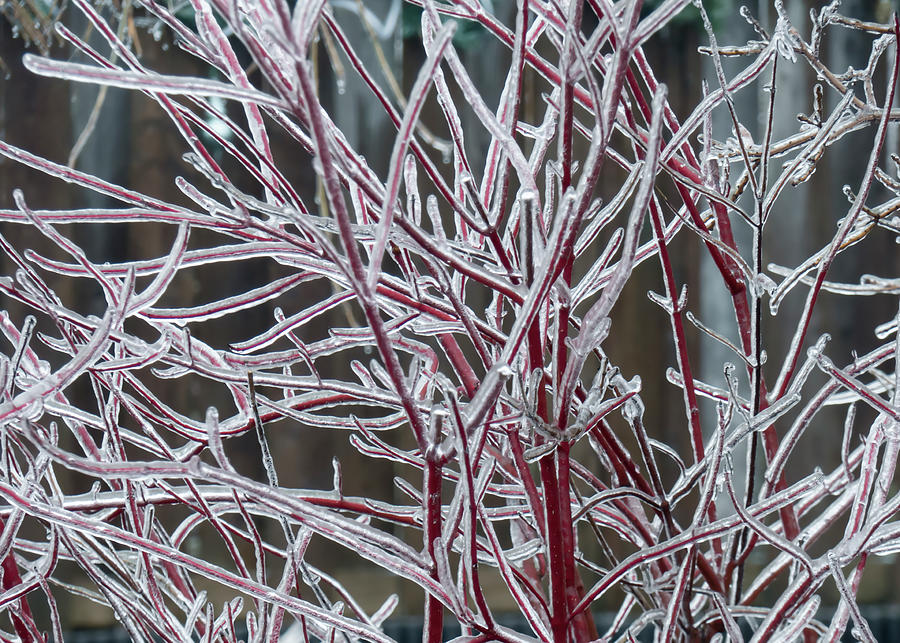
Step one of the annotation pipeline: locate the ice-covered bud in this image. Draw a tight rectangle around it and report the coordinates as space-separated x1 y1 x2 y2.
772 17 798 62
576 368 608 427
677 285 688 312
622 392 645 423
611 373 644 423
751 273 777 298
647 289 672 314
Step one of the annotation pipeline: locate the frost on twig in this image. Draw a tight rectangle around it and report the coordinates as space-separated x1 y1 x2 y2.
0 1 899 641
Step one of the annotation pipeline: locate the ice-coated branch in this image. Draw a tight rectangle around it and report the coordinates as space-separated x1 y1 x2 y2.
1 0 899 641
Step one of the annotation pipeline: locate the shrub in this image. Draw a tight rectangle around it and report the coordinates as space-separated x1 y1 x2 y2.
1 0 899 641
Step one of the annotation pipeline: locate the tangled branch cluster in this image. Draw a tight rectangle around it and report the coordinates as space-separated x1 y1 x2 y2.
1 0 900 641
